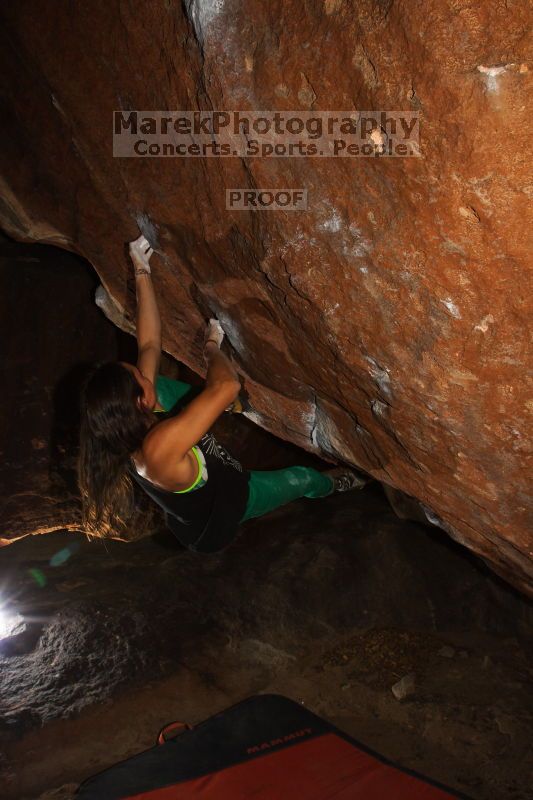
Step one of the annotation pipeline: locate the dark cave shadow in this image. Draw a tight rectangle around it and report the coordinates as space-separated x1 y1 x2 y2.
48 331 138 493
48 362 97 493
150 528 188 551
373 483 533 612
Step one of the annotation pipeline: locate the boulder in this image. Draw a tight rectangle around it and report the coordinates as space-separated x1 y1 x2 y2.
0 1 530 593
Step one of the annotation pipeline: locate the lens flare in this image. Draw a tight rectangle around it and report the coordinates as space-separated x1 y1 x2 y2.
0 609 24 640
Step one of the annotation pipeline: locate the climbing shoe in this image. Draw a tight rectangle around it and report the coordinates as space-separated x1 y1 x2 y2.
325 468 368 493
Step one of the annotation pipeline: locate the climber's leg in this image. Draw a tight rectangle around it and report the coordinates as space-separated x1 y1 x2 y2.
239 466 335 523
155 374 240 414
155 374 202 412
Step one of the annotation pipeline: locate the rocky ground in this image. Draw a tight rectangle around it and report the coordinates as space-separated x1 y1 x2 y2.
1 484 532 799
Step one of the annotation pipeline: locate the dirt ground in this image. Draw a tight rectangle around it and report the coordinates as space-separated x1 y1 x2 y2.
1 487 532 800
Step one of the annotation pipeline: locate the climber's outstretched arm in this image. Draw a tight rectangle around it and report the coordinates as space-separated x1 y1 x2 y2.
139 329 240 475
129 234 161 385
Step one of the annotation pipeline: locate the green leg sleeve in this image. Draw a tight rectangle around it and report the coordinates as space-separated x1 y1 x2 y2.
240 466 335 523
155 374 202 412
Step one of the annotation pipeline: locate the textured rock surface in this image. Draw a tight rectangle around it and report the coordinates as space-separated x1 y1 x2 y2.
0 1 531 593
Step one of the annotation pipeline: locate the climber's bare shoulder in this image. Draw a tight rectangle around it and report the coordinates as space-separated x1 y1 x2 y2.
144 381 239 464
133 441 196 492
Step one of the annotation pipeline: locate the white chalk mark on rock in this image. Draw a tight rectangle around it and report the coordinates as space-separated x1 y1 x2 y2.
134 212 160 250
365 356 392 398
370 128 387 147
421 504 466 544
215 310 246 354
371 399 388 417
440 298 461 319
346 222 372 258
243 409 265 427
185 0 225 44
474 314 495 333
477 64 509 93
319 207 342 233
312 402 357 462
324 302 340 317
95 285 135 335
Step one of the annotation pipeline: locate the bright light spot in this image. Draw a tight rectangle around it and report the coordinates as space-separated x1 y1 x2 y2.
0 609 24 640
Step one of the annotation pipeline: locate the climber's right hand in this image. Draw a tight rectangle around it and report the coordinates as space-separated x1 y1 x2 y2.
129 234 154 273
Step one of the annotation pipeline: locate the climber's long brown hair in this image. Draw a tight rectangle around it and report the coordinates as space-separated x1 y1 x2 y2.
78 362 153 539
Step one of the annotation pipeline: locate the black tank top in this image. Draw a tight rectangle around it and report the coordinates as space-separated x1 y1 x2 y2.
127 431 250 553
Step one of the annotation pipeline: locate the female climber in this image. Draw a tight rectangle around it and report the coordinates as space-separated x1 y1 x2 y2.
77 234 367 552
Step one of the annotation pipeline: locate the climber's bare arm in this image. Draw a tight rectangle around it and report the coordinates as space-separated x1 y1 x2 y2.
140 327 240 478
129 235 162 385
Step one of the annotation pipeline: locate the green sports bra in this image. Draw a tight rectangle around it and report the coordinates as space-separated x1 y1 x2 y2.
153 407 208 494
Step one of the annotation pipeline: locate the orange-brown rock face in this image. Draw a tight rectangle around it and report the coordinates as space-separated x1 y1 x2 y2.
0 1 531 594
